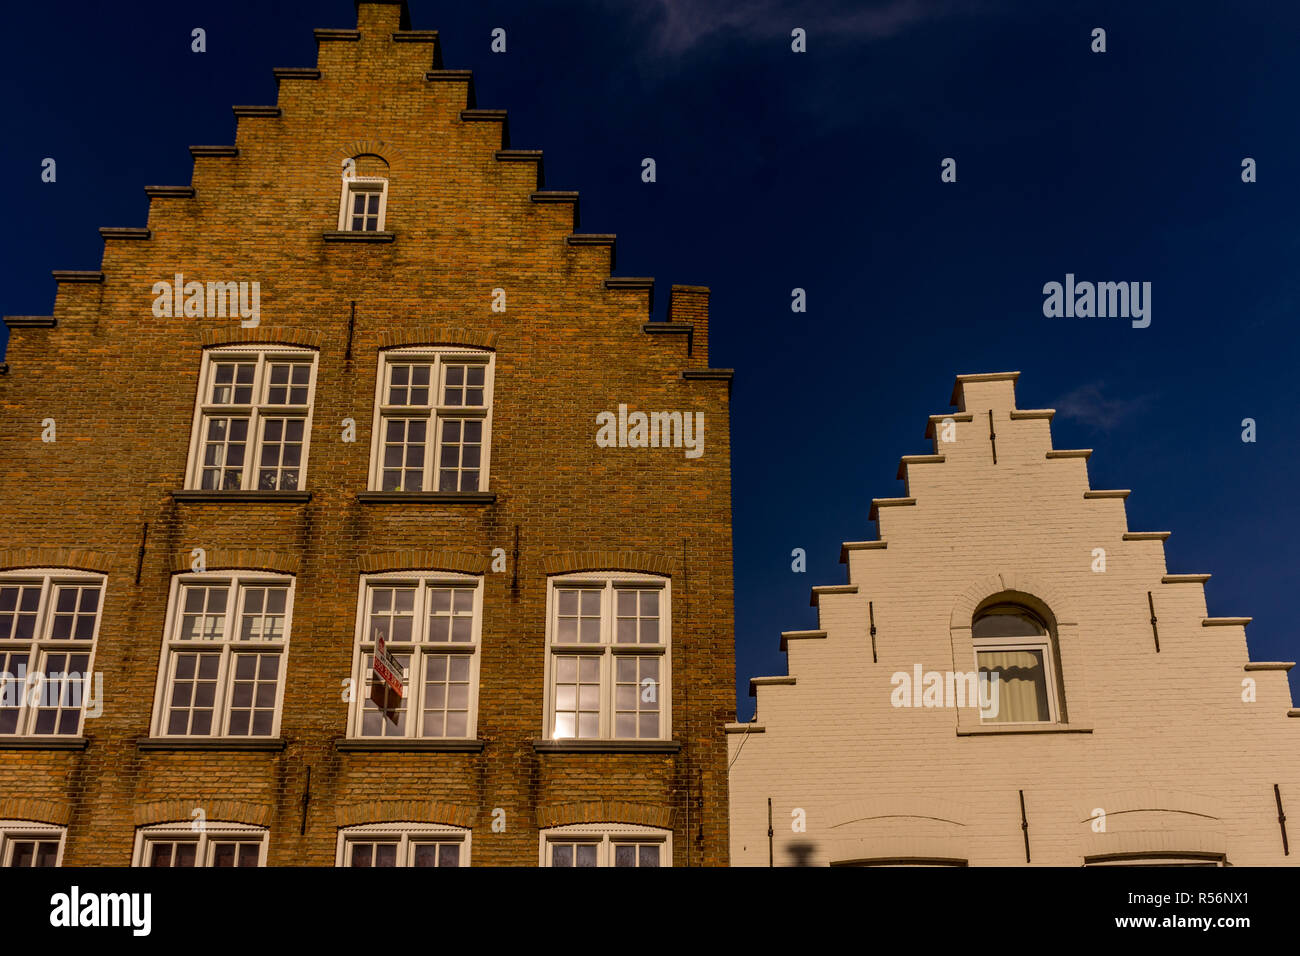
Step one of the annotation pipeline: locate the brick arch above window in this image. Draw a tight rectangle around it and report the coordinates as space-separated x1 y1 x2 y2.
537 800 675 830
336 800 476 829
0 548 114 574
134 799 272 828
378 328 499 351
1076 789 1222 823
167 549 300 575
357 550 489 575
0 798 72 827
199 327 321 350
828 795 973 829
337 140 404 168
543 552 677 577
949 572 1078 629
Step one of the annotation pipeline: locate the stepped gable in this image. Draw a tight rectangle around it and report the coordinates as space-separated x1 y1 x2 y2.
3 0 724 378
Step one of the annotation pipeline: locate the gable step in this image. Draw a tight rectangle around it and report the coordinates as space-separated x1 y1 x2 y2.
1047 449 1092 459
1123 531 1170 541
496 149 544 187
144 185 195 198
642 322 690 335
1203 617 1251 627
924 412 972 438
189 146 238 158
314 29 360 42
604 277 655 312
1243 662 1293 671
461 109 509 147
52 271 103 283
99 227 150 240
233 105 281 118
3 316 56 329
868 497 915 520
1162 574 1210 584
1084 489 1130 499
811 584 858 607
273 67 320 82
1010 408 1055 420
840 540 887 563
749 675 796 697
896 454 944 480
780 630 827 652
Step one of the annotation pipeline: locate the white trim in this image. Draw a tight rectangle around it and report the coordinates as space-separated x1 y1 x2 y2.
335 821 471 867
183 347 319 492
366 347 495 492
0 820 66 867
148 571 295 738
347 571 484 739
0 569 105 738
542 572 671 741
338 176 389 232
539 823 671 867
133 821 268 867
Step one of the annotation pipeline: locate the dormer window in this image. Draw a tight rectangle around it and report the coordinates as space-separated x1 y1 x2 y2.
340 177 387 232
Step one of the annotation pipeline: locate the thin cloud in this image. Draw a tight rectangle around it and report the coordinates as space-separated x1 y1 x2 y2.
1051 382 1150 432
625 0 985 55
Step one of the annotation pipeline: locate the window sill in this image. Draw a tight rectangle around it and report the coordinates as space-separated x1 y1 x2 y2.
356 491 496 505
172 490 312 503
336 738 485 753
322 230 395 243
0 735 89 751
137 736 287 752
532 739 682 754
956 723 1092 737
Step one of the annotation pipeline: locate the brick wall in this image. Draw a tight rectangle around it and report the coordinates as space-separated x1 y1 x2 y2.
0 0 734 866
729 372 1298 866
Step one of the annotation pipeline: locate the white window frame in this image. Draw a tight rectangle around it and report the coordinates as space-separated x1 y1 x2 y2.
542 572 671 741
348 572 484 740
367 348 495 493
0 570 104 737
0 821 66 867
539 823 671 867
149 572 295 739
338 176 389 232
133 821 268 867
972 606 1060 725
336 822 471 867
184 347 319 492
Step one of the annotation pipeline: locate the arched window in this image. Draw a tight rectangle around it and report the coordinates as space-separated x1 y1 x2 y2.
971 603 1059 723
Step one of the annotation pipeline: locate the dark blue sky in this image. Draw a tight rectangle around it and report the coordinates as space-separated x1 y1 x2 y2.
3 1 1297 714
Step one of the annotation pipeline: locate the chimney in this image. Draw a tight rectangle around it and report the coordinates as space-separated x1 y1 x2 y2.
355 0 411 32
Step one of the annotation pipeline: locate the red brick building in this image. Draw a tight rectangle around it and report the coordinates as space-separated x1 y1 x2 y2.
0 0 734 867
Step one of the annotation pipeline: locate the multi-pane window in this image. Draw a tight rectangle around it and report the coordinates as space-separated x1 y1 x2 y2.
349 574 482 739
151 576 293 738
545 575 669 741
135 823 267 867
186 350 317 491
0 572 103 737
339 177 388 232
972 604 1059 724
0 822 65 867
337 824 469 867
369 350 493 492
541 825 670 867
